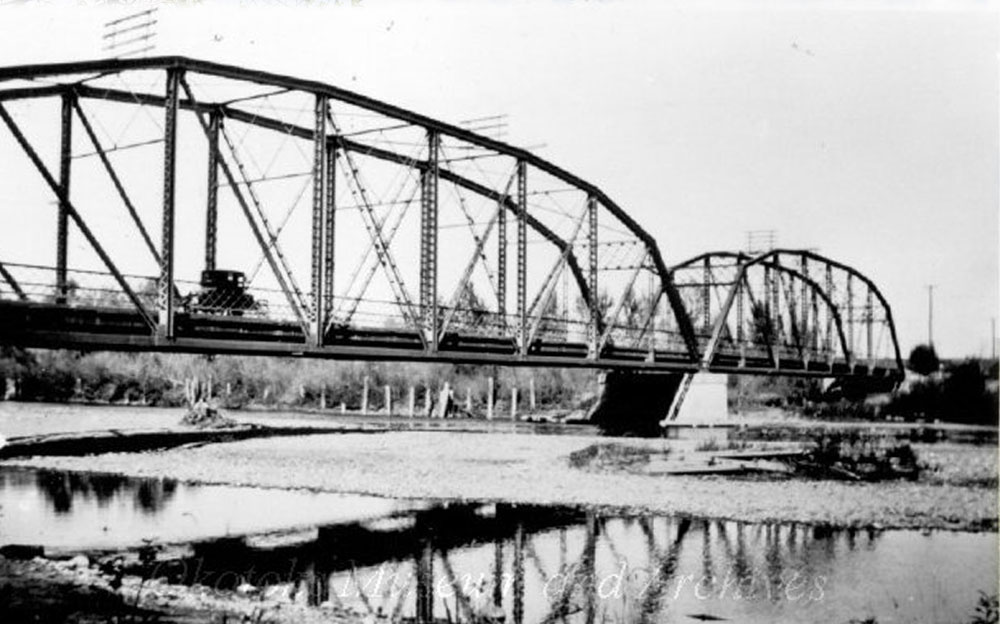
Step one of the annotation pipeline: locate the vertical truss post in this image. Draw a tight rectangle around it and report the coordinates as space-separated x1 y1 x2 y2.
420 131 440 351
846 273 855 367
204 111 220 272
311 95 328 347
56 92 73 304
158 68 180 339
324 141 337 326
646 270 657 360
737 276 746 366
811 288 820 357
771 256 783 345
800 254 810 363
866 287 874 367
763 264 771 322
516 160 528 356
702 257 711 333
497 189 507 328
825 264 834 364
763 265 776 366
587 194 598 357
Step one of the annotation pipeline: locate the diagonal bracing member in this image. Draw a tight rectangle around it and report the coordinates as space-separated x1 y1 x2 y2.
525 205 590 347
0 103 156 330
325 107 423 339
217 118 309 314
436 168 517 339
337 176 421 327
177 76 311 335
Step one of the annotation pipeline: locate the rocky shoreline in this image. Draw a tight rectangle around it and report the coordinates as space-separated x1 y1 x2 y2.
4 431 995 532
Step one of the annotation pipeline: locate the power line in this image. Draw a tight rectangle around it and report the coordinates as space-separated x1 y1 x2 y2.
102 7 158 59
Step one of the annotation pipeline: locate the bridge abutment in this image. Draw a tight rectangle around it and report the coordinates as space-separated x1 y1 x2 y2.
587 370 685 437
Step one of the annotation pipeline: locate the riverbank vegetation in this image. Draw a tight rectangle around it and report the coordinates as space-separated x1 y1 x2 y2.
731 344 998 427
0 347 596 415
1 345 996 428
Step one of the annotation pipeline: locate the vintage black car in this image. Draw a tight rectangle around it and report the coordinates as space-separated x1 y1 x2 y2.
189 270 260 316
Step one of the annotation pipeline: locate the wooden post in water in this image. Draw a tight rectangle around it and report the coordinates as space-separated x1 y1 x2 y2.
320 386 327 410
465 388 472 414
529 377 536 411
486 377 495 420
340 402 346 415
510 387 518 421
408 386 416 418
361 376 370 414
384 385 392 416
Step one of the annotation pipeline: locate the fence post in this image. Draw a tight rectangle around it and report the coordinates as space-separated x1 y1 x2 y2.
384 385 392 416
510 387 518 421
487 377 495 421
408 386 416 419
361 375 370 414
437 382 451 419
529 378 536 411
424 385 432 418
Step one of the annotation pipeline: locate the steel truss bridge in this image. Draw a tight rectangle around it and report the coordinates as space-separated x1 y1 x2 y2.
0 57 902 380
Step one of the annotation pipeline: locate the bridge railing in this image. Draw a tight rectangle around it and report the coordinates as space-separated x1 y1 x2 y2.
0 262 158 310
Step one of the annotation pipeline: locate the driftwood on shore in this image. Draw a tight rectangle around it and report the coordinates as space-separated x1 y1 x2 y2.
179 378 236 428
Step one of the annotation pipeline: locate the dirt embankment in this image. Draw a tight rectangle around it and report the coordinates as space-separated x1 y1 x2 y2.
0 554 362 624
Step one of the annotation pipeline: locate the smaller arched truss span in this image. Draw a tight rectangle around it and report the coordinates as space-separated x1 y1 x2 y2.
670 250 904 378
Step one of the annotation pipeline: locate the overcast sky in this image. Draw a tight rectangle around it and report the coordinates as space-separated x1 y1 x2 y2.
1 0 997 358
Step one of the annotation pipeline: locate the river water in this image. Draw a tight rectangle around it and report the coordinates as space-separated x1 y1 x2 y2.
0 465 995 624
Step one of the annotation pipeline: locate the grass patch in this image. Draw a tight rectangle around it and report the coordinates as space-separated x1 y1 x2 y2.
694 438 754 453
568 443 657 472
800 431 920 481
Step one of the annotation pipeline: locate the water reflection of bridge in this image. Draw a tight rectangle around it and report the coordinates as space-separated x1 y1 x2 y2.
8 468 993 624
153 502 879 624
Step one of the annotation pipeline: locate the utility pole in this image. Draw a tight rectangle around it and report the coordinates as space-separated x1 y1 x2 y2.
991 317 996 361
926 285 935 348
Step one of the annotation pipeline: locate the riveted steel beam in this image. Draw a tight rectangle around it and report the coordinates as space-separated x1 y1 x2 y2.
158 68 179 339
324 140 337 327
516 160 527 356
56 92 72 304
205 110 220 271
587 195 599 357
420 130 440 351
311 94 328 346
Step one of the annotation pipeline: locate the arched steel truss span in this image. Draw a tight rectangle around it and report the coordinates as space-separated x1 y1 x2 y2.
0 57 900 379
669 250 903 377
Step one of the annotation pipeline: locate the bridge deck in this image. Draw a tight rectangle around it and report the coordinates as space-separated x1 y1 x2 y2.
0 301 898 379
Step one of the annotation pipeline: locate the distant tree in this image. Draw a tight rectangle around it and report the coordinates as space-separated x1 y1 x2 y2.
908 344 940 376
